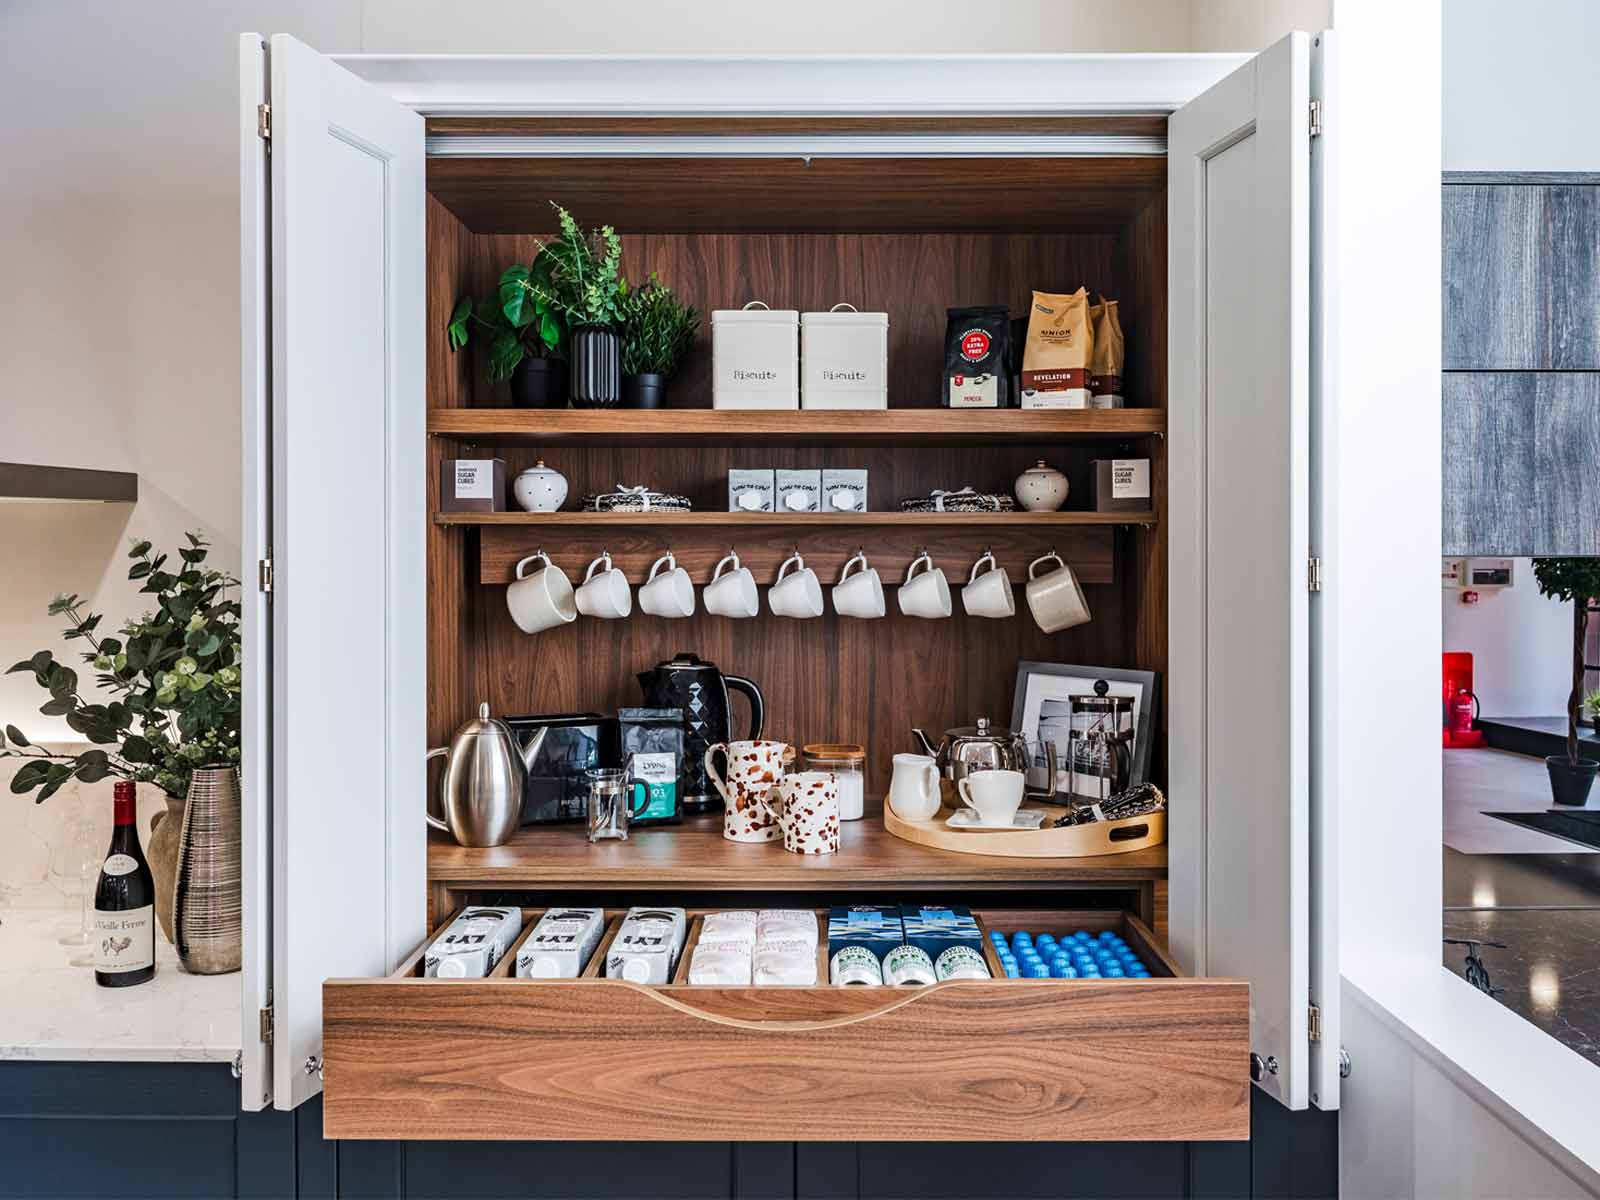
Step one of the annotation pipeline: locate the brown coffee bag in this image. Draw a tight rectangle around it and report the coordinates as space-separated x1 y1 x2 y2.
1021 288 1093 409
1089 297 1125 408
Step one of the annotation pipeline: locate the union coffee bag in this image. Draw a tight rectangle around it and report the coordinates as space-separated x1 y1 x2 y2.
1089 296 1125 408
1021 288 1093 409
943 306 1011 408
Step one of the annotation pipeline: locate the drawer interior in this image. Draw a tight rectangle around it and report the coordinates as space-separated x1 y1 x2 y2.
324 904 1246 1142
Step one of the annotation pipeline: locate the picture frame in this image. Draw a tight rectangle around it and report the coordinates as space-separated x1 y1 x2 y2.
1010 662 1160 802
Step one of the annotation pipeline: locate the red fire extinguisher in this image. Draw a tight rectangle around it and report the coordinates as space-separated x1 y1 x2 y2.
1448 688 1479 737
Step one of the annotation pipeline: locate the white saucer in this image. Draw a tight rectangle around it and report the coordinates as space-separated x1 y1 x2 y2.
945 808 1048 831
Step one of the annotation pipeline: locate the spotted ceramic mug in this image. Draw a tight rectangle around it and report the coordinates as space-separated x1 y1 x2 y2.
777 771 840 855
705 739 788 842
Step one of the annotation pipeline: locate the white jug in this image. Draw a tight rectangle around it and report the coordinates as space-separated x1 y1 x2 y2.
888 753 941 821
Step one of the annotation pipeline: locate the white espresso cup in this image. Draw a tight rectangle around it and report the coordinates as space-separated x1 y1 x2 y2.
957 769 1026 827
960 550 1015 619
506 551 577 634
1025 550 1092 633
770 552 824 619
704 551 760 618
639 552 696 618
832 551 885 619
897 551 952 619
575 551 632 619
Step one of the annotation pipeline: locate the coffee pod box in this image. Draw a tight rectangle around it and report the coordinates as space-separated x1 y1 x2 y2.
775 468 822 513
827 904 903 962
899 903 984 963
605 906 688 984
821 468 869 514
727 469 775 513
515 907 605 979
1092 458 1152 513
424 906 521 978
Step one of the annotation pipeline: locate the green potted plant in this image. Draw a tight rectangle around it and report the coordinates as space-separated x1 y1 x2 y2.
502 204 626 407
447 255 569 408
2 535 242 966
1584 688 1600 729
619 275 700 409
1532 557 1600 805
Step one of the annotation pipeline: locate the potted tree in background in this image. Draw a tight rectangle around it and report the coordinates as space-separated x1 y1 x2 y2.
619 275 700 408
1 535 243 972
1532 557 1600 806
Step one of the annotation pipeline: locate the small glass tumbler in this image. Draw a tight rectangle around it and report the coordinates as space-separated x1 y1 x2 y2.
586 768 648 843
1020 737 1061 804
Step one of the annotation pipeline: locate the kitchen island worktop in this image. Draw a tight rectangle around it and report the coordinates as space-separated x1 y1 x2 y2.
0 908 239 1063
428 800 1167 895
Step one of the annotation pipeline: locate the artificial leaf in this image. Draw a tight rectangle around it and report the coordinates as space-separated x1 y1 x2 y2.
4 724 27 747
40 698 74 717
499 265 534 327
129 540 152 557
447 296 473 351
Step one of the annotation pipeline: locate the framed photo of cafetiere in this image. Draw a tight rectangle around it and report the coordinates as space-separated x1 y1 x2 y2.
1010 662 1159 803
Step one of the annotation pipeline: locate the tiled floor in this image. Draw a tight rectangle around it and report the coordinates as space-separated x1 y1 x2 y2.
1443 748 1600 1067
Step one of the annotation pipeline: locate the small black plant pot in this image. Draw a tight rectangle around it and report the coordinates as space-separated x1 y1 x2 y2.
622 372 666 409
1545 755 1599 807
509 356 568 408
569 326 622 408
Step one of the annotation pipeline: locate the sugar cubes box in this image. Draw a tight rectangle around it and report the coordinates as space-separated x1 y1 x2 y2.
424 906 521 978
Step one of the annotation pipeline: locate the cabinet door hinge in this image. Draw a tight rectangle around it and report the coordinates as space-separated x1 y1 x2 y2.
1307 555 1323 592
257 103 271 141
1309 99 1322 138
258 556 274 596
259 1004 274 1044
1308 1002 1322 1043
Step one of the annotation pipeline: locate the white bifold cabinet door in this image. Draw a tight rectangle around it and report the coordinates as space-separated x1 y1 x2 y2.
239 33 426 1111
1167 32 1322 1112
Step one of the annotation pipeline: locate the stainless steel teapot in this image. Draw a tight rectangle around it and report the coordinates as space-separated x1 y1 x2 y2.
911 716 1030 782
426 702 547 847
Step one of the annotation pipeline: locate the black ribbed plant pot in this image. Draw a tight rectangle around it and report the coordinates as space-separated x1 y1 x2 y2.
569 326 622 408
622 373 665 409
509 356 568 408
1546 755 1599 806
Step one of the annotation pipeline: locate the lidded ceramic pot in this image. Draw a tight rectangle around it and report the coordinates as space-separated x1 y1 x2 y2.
513 460 569 513
1013 460 1069 512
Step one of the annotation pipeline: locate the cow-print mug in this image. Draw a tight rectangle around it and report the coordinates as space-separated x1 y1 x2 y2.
776 771 841 855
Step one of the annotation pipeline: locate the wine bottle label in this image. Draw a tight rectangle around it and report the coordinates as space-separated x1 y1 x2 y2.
95 905 154 974
102 853 139 877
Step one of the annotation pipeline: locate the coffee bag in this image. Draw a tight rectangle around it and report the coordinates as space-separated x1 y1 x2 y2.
1021 288 1093 409
943 306 1011 408
1089 296 1125 408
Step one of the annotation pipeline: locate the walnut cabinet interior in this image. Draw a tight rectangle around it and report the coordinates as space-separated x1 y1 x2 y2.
315 138 1249 1142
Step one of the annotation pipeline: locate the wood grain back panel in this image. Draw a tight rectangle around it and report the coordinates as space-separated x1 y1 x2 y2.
321 974 1249 1141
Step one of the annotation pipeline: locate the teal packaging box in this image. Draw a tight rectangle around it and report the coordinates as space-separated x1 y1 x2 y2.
899 903 983 960
826 905 903 962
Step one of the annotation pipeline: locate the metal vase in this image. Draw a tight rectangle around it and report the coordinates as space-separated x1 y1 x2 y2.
173 767 242 975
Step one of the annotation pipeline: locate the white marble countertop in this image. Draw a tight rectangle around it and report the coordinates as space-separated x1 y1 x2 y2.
0 907 241 1063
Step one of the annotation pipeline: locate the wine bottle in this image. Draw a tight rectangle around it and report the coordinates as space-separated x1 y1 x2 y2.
94 780 156 987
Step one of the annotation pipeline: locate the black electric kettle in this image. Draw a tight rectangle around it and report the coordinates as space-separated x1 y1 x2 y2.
636 653 764 813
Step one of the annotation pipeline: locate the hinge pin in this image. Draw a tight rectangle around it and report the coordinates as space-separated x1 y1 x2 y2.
258 557 274 595
259 1005 274 1044
1309 98 1323 138
257 103 271 141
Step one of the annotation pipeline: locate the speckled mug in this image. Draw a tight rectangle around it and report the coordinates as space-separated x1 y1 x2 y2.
706 740 788 843
776 771 840 855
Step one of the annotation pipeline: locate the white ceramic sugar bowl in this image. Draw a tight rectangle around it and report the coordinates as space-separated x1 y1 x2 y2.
1013 461 1069 512
513 460 569 513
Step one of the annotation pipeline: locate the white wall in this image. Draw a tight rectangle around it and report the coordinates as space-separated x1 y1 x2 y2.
1187 0 1332 51
1444 0 1600 172
1443 560 1578 717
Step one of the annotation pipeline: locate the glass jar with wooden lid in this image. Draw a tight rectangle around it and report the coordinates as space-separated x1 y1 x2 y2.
802 743 866 821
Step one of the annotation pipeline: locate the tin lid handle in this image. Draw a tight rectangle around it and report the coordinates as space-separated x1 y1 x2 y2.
829 302 859 312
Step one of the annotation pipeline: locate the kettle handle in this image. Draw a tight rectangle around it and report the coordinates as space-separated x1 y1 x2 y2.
724 674 764 741
424 747 449 834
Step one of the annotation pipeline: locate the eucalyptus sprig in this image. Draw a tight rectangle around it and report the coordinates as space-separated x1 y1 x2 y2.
502 204 626 331
1 533 241 802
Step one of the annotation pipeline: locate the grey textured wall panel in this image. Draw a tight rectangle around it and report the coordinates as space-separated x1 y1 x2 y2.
1442 373 1535 555
1534 373 1600 555
1548 187 1600 369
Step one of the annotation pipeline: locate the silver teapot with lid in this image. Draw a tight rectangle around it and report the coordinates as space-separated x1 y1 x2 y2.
426 702 547 847
911 716 1030 782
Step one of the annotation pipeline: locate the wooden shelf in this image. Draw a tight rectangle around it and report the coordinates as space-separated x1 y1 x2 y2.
427 804 1167 892
437 509 1155 528
428 407 1166 447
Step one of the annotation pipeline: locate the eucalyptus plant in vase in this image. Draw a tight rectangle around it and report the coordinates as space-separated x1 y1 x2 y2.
1 534 242 970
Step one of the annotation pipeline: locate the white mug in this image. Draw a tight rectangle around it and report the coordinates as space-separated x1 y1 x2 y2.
1025 551 1091 633
957 769 1025 827
639 552 696 618
960 550 1014 619
704 551 760 618
506 551 577 634
575 551 631 619
897 552 951 619
770 552 824 619
888 753 941 821
832 551 885 619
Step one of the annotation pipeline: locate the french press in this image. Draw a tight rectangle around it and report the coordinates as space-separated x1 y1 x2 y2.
585 768 650 842
1063 680 1136 807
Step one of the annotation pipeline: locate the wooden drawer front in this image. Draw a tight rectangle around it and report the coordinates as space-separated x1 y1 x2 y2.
322 911 1249 1143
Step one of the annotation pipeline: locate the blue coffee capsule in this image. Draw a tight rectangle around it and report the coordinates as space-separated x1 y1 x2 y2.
1027 962 1051 978
1003 962 1021 978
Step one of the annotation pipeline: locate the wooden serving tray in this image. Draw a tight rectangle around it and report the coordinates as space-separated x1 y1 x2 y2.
883 800 1166 858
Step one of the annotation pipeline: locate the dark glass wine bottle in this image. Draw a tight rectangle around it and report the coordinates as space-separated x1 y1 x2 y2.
94 780 156 987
